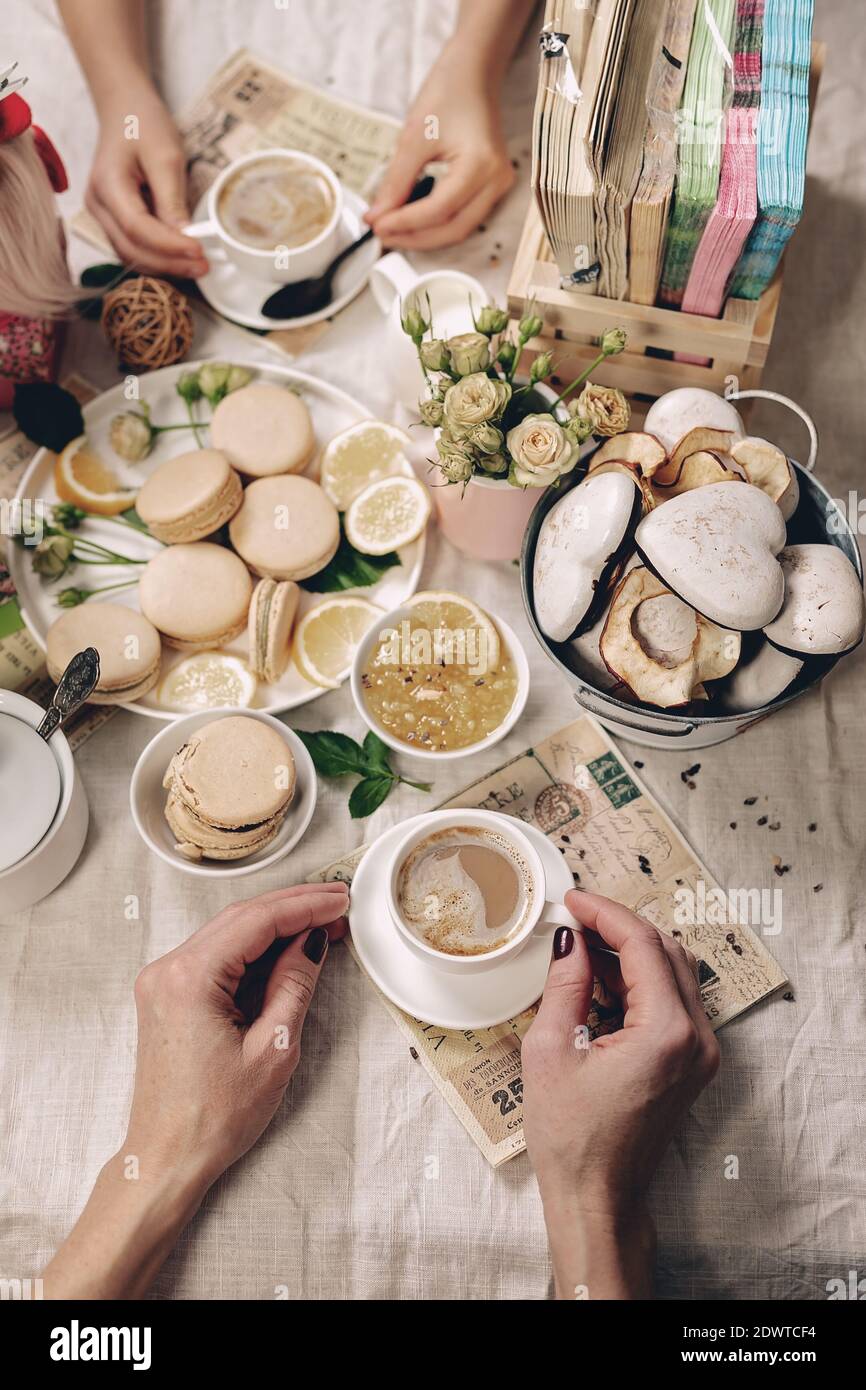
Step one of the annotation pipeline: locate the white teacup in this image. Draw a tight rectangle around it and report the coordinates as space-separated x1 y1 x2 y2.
385 809 575 974
369 253 488 407
184 148 343 285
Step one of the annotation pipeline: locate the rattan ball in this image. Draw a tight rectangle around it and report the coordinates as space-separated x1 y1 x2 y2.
100 276 194 371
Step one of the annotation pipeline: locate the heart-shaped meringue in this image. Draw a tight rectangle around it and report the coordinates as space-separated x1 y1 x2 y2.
764 544 865 655
635 482 787 630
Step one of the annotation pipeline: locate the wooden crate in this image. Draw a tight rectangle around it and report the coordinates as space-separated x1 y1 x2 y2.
507 41 825 407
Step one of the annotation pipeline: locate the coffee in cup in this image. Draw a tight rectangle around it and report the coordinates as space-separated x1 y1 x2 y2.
395 824 536 956
216 155 336 251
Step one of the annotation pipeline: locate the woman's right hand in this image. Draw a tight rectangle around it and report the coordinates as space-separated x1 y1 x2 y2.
521 890 720 1299
85 86 208 279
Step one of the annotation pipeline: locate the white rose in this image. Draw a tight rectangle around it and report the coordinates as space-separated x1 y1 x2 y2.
506 413 578 487
442 372 511 438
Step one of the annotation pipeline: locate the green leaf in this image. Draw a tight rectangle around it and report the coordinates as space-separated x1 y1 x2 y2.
361 730 394 773
77 263 134 319
349 774 395 819
292 729 368 778
119 507 150 533
80 262 126 289
299 523 401 593
12 383 84 453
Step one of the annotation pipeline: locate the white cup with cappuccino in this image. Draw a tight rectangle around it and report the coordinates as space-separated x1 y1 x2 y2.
386 810 576 974
184 149 343 285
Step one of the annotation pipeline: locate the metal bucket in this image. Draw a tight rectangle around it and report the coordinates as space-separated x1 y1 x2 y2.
520 390 863 749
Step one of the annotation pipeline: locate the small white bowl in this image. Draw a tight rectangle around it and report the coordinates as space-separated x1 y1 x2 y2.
130 707 317 878
350 604 530 762
0 689 89 914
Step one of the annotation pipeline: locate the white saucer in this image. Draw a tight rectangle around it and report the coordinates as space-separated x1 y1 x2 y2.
348 816 574 1031
194 187 381 330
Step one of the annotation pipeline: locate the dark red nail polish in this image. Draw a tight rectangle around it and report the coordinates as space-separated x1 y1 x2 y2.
303 927 328 964
553 927 574 960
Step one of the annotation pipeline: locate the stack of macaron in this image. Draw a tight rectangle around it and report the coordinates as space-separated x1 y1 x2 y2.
162 714 296 861
46 604 162 704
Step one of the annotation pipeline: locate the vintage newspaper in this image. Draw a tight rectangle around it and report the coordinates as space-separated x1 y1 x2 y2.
70 49 401 356
311 714 788 1166
0 375 115 750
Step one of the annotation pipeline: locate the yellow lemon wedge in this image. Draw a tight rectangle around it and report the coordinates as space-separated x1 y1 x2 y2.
319 420 415 510
158 653 257 710
344 475 431 556
293 596 383 688
404 590 500 673
55 436 139 516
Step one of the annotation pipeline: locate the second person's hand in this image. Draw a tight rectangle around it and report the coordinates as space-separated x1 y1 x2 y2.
522 890 720 1299
85 86 208 278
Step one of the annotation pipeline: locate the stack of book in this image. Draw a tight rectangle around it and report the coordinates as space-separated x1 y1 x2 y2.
530 0 815 314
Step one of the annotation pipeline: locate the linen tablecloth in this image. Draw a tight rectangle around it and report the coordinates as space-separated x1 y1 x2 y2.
1 0 864 1300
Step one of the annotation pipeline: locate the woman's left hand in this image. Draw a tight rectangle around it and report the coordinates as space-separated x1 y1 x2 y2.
366 53 514 250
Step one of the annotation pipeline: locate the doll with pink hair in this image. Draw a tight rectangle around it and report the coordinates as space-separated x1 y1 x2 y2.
0 63 76 410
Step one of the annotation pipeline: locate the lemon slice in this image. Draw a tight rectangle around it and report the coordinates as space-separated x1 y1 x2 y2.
293 596 383 688
344 475 431 556
404 590 500 672
55 436 139 516
320 420 415 510
158 652 257 710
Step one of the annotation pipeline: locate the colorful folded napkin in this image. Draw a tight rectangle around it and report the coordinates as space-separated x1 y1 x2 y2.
728 0 814 299
658 0 737 309
679 0 763 327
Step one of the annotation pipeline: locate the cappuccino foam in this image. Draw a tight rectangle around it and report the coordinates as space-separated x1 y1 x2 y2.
396 826 535 956
217 157 335 251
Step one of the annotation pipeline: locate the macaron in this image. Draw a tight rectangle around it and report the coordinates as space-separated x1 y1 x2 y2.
248 577 300 682
228 475 340 580
136 448 242 543
210 383 315 477
139 541 253 650
45 603 161 705
162 714 296 861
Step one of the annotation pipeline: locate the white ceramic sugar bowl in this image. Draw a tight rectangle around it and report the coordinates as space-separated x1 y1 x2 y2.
0 689 89 915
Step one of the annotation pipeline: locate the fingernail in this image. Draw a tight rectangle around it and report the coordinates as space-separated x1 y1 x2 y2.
303 926 329 964
553 927 574 960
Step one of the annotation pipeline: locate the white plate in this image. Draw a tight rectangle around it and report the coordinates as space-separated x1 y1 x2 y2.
347 815 574 1031
10 359 425 720
129 709 318 878
195 188 381 331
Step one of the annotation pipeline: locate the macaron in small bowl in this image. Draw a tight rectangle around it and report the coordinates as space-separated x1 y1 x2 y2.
130 708 317 878
349 596 530 763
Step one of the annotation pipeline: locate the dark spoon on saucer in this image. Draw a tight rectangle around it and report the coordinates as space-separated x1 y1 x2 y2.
261 175 435 321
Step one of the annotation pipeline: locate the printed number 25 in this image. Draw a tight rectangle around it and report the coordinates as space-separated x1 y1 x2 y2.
492 1078 523 1115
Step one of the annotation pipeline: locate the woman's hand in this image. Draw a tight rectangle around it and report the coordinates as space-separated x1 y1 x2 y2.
125 881 349 1188
42 882 348 1299
366 48 515 250
522 890 720 1299
85 85 208 278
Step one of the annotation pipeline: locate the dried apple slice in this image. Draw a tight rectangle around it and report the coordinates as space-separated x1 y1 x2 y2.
730 436 799 520
651 450 742 500
653 427 735 487
600 566 741 708
589 432 668 479
587 457 655 513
